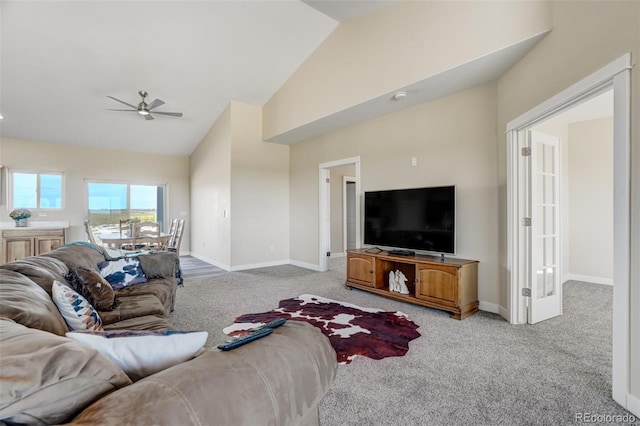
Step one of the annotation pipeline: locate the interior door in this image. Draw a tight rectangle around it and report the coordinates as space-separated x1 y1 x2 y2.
528 130 562 324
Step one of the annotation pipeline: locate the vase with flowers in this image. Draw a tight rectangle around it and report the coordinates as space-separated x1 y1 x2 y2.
9 209 32 227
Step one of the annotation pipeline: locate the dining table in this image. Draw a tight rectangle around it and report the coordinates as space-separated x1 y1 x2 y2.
99 232 171 249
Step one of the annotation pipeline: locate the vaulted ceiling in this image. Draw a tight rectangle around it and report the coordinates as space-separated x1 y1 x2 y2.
0 1 395 156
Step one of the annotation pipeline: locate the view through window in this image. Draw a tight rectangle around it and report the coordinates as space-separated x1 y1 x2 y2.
87 182 164 237
12 171 63 209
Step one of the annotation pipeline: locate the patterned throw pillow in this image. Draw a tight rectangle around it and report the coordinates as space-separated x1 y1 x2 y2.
51 281 103 331
66 329 208 381
65 268 119 311
97 257 147 290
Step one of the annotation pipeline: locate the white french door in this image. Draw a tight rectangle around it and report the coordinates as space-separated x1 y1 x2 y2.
528 131 562 324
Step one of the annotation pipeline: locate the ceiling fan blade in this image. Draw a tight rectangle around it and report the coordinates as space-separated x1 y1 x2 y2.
106 108 136 112
106 96 138 109
144 114 154 121
152 111 183 117
147 99 165 110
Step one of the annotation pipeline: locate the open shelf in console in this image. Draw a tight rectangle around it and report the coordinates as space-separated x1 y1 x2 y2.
346 249 479 320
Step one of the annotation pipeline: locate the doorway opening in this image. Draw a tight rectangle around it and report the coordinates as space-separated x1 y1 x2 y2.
506 54 630 408
319 157 361 272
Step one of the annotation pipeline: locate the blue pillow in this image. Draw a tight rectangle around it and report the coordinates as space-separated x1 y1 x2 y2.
98 257 147 290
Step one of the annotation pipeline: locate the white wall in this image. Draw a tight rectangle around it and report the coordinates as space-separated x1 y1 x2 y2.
567 118 613 283
289 83 501 309
189 106 232 267
263 0 550 140
229 101 290 269
0 137 190 250
189 101 290 270
496 0 639 403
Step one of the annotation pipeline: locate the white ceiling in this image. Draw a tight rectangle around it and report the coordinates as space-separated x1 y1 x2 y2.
0 0 350 156
0 0 547 156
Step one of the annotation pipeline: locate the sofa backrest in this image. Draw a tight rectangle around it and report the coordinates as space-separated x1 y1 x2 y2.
0 270 69 335
0 257 68 297
42 244 107 272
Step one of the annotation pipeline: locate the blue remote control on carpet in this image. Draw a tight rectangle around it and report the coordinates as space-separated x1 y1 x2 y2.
217 327 273 351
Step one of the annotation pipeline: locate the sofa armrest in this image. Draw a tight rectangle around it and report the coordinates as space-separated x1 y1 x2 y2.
71 321 337 426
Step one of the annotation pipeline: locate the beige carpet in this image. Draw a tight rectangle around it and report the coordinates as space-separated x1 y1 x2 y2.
169 259 634 426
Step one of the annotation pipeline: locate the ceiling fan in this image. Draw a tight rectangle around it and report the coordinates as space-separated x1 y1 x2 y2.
106 90 183 120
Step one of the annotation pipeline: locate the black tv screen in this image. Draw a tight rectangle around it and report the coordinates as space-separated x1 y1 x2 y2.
364 186 455 254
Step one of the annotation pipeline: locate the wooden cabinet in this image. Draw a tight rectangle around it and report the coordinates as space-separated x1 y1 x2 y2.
345 249 479 320
1 228 65 263
346 253 376 287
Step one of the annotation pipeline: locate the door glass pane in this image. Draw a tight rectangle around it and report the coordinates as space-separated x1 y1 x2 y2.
536 268 545 299
88 183 127 232
40 174 62 208
544 175 555 204
545 266 556 297
13 172 38 208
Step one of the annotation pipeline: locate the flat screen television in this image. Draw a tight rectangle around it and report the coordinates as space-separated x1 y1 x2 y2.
364 185 455 254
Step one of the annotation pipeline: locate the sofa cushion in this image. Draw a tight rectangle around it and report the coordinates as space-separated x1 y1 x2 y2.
52 281 103 331
115 278 177 314
0 256 69 296
0 318 132 425
66 268 118 311
66 330 208 381
138 252 178 279
98 257 147 290
70 321 337 426
103 315 176 332
0 270 69 336
98 294 166 325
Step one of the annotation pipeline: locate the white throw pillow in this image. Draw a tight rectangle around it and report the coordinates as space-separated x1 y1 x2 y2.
52 280 103 331
66 329 208 381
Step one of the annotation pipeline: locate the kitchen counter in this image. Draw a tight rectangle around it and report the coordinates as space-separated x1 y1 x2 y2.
0 220 70 230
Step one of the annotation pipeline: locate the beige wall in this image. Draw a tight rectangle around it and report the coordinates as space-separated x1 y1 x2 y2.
263 0 550 140
568 118 614 282
496 0 639 400
289 83 500 308
189 105 232 267
189 101 290 270
229 101 290 268
0 138 190 250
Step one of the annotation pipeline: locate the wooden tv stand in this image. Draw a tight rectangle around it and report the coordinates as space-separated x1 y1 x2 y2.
345 249 479 320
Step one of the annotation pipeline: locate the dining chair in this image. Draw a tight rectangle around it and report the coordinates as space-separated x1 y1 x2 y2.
166 219 184 256
133 221 161 251
83 221 98 245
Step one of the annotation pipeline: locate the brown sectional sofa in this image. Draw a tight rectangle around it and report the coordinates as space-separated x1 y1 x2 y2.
0 244 337 425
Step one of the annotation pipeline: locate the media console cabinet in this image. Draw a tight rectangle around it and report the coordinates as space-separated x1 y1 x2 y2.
345 249 479 320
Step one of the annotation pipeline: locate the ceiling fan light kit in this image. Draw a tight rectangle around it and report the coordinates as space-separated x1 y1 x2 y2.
106 90 183 120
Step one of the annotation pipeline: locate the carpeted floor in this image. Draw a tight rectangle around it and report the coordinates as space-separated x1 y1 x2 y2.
169 258 635 426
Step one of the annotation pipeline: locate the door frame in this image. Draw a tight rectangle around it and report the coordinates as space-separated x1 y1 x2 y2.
506 54 631 408
319 157 361 272
343 176 357 254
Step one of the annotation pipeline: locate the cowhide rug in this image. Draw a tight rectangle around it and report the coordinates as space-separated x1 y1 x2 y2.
223 294 421 364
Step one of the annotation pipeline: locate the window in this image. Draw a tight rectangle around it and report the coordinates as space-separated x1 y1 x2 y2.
87 181 165 233
11 171 63 209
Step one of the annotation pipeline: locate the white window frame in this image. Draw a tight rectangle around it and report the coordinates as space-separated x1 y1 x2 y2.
85 179 167 229
8 169 65 211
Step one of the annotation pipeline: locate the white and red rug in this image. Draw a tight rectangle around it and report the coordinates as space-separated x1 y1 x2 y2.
223 294 421 364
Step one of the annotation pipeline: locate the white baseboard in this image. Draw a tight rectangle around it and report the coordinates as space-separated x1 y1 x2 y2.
564 274 613 286
479 301 501 315
289 259 324 271
231 259 290 272
189 253 230 271
627 393 640 418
